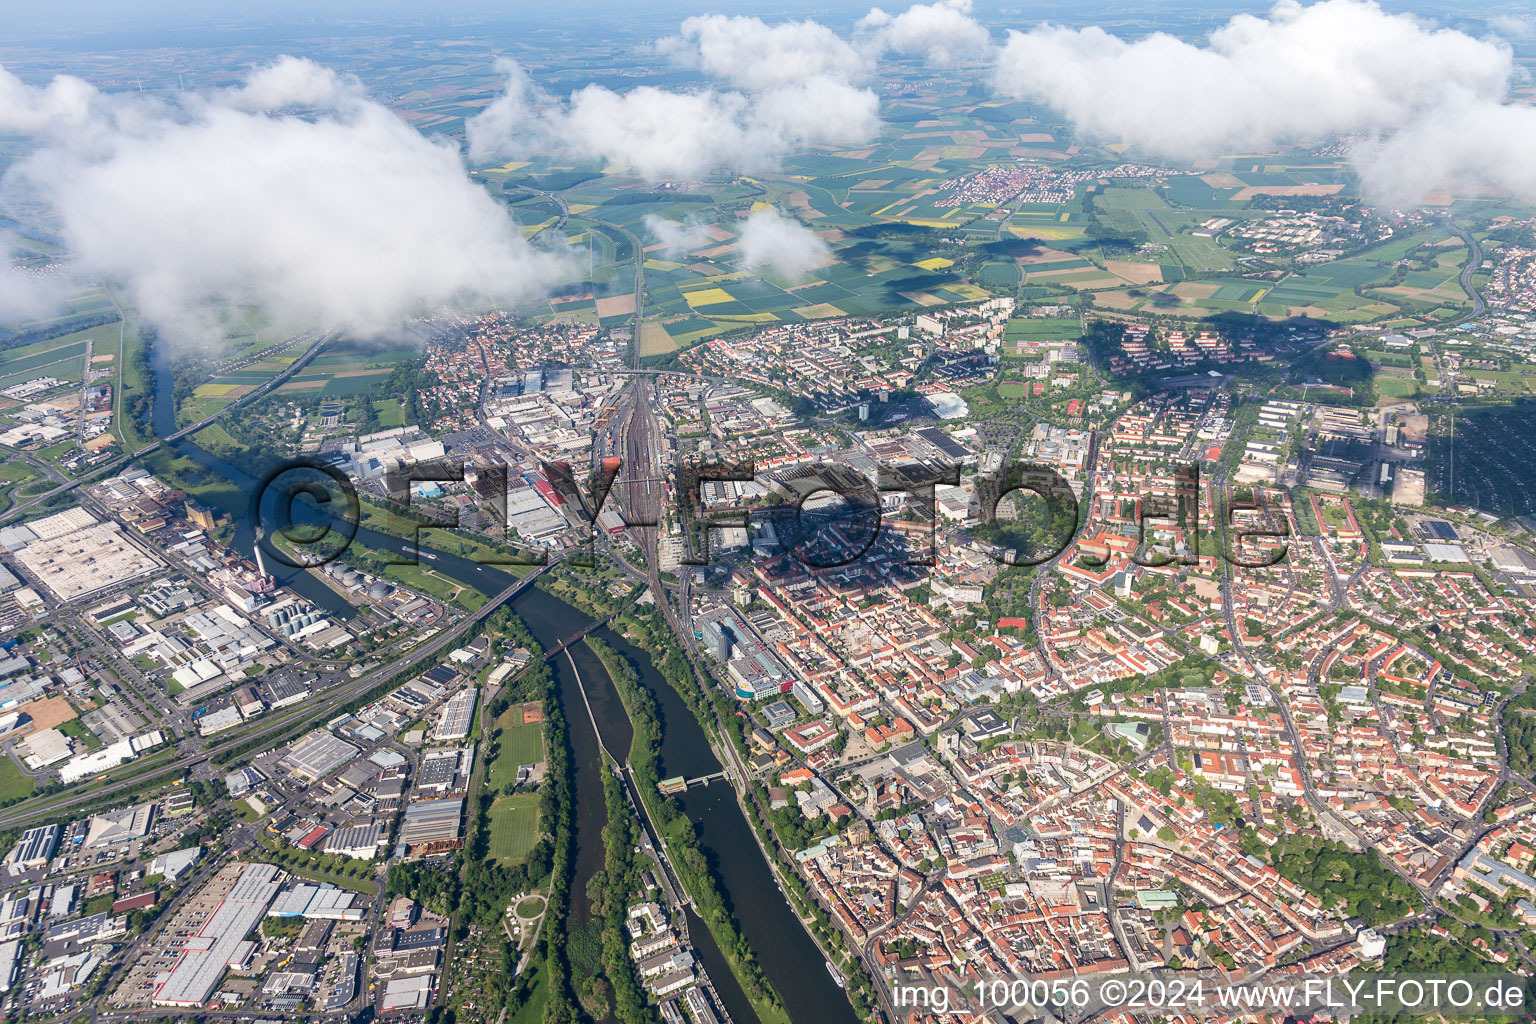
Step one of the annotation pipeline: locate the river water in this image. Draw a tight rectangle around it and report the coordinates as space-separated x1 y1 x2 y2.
148 343 857 1024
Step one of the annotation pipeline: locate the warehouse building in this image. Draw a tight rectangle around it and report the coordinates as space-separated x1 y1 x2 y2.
433 687 477 742
323 822 385 860
398 797 463 848
151 863 282 1007
3 824 59 876
280 731 360 782
9 511 162 603
382 975 433 1011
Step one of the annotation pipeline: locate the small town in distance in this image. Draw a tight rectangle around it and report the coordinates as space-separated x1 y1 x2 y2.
3 1 1536 1023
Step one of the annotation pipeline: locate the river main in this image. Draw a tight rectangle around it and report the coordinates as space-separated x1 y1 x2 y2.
148 343 857 1024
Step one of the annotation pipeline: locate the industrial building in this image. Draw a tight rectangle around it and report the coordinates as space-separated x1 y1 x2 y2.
415 746 474 794
433 686 477 741
83 802 155 849
267 883 364 920
149 847 202 882
0 940 19 992
280 731 361 781
151 863 283 1007
6 510 162 603
381 974 433 1011
58 730 167 785
398 797 463 848
323 822 386 860
3 824 59 876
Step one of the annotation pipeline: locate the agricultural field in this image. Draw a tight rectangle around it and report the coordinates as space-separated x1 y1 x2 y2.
1094 186 1244 273
636 320 679 357
272 344 411 397
478 104 1092 341
465 98 1475 343
179 338 405 425
0 315 120 392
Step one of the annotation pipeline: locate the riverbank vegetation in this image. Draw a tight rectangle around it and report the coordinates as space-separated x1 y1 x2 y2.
592 770 658 1024
586 636 791 1024
386 606 579 1024
567 577 881 1021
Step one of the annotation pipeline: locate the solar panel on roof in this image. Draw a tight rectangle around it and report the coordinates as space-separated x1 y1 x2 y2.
918 427 970 460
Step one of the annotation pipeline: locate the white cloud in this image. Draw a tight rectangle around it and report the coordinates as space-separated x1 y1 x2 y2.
0 58 574 344
1350 101 1536 205
469 3 994 185
1487 14 1535 38
736 208 830 278
995 0 1508 162
642 214 712 257
222 55 358 111
859 0 993 67
990 0 1536 202
662 14 869 90
467 59 878 181
0 65 109 137
0 256 70 328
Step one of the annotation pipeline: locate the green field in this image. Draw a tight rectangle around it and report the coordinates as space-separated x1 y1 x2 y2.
1004 317 1080 343
0 758 36 803
0 342 87 389
0 319 121 385
1095 187 1239 272
373 398 406 427
500 721 544 764
0 462 46 513
192 422 242 452
507 970 549 1024
489 712 544 791
1375 378 1418 399
381 561 486 611
113 290 151 451
486 793 542 866
178 339 406 425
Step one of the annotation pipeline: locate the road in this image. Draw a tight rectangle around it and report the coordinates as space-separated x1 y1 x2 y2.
1216 476 1365 849
0 332 332 525
0 563 549 830
583 209 899 1019
1026 427 1101 683
1446 221 1487 322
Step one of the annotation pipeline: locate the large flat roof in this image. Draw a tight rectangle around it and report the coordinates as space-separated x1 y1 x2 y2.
152 863 282 1007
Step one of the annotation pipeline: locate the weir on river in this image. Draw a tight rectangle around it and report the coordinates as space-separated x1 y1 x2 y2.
147 340 859 1024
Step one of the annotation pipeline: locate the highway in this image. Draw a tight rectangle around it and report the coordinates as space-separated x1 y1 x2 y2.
0 332 332 526
1446 221 1487 322
0 562 549 829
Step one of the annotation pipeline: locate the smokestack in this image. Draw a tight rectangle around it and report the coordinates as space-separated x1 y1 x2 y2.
254 526 271 580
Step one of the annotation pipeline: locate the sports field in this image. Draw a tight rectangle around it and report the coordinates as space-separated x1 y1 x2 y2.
487 793 542 866
489 713 544 791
